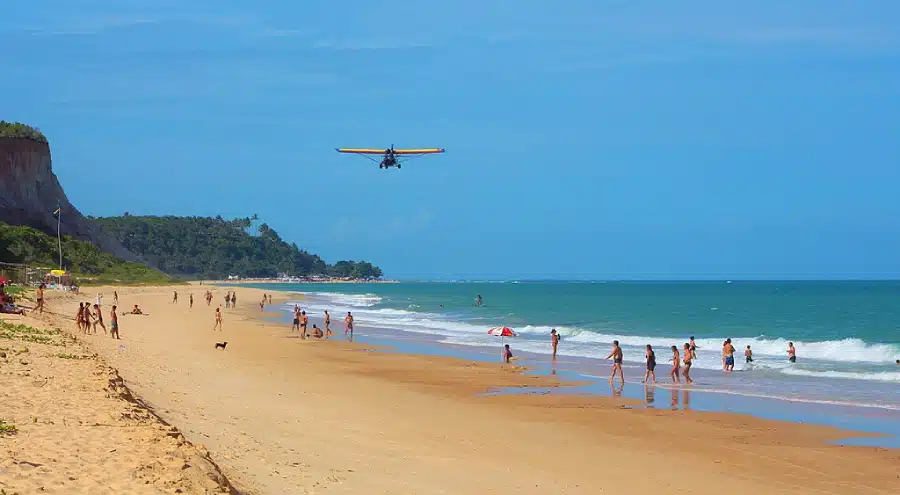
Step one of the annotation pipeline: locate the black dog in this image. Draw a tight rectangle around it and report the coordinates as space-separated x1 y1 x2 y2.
215 341 228 350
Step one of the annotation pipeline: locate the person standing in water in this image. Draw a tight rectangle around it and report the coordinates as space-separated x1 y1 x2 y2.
670 345 681 383
682 343 694 384
550 329 560 359
643 344 657 384
745 345 753 363
345 312 354 337
787 342 797 363
689 336 699 359
605 340 625 384
475 295 483 306
723 338 736 372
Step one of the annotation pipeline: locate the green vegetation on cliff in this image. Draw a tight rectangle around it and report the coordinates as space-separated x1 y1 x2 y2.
0 121 48 143
0 222 173 284
93 215 383 280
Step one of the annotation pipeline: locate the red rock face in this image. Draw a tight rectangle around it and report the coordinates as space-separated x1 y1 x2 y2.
0 137 142 262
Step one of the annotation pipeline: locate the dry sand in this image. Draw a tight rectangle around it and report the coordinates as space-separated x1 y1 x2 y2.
0 312 235 494
4 284 899 494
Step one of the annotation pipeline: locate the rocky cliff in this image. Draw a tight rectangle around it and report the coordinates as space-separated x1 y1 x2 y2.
0 136 142 263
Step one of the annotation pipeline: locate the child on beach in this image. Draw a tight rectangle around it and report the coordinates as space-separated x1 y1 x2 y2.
745 345 753 363
643 344 657 384
214 308 223 331
35 284 45 314
504 344 513 363
670 345 681 383
312 324 323 339
110 305 120 339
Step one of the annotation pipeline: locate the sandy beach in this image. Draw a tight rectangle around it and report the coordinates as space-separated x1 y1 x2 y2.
3 284 898 494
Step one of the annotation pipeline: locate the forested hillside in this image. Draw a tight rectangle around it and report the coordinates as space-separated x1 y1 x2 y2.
0 222 172 284
94 215 383 280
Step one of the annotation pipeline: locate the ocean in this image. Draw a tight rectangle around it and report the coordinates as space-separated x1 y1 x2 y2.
247 281 900 409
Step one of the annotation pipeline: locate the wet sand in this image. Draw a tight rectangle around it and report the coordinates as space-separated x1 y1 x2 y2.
14 284 900 494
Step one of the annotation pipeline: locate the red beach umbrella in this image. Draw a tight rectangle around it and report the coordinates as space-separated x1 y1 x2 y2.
488 326 517 352
488 327 517 337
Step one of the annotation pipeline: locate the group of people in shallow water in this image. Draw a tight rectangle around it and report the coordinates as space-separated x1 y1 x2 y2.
542 331 804 385
289 305 355 340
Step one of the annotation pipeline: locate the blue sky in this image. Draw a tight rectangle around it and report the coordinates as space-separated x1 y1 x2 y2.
3 1 900 279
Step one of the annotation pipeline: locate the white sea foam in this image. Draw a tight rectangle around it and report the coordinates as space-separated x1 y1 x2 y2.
283 291 900 383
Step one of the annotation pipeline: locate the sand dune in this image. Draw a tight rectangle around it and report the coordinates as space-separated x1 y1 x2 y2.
3 284 898 494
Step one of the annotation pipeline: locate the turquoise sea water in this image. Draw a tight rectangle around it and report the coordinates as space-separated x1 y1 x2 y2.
246 281 900 408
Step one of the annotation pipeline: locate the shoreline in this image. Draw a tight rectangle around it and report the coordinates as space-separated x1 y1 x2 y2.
10 284 900 494
268 297 900 444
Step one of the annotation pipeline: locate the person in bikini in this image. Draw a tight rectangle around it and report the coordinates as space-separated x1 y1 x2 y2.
82 303 93 334
324 311 332 338
689 336 699 359
92 304 107 334
682 343 694 384
551 329 560 359
605 340 625 384
643 344 657 384
213 307 223 331
670 345 681 383
76 302 85 331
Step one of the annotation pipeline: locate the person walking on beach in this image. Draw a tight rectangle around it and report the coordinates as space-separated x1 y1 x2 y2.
96 293 102 308
345 312 354 337
110 305 120 339
551 329 560 359
268 294 272 304
605 340 625 384
787 342 796 363
670 345 681 383
643 344 657 384
83 303 93 334
113 290 118 305
213 308 223 331
690 336 699 359
92 304 107 334
723 338 736 372
324 311 332 338
745 345 753 363
224 293 231 308
76 302 85 332
260 296 266 311
292 306 301 332
173 290 178 304
35 284 45 314
231 293 237 307
190 293 194 308
300 311 309 339
682 343 694 384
